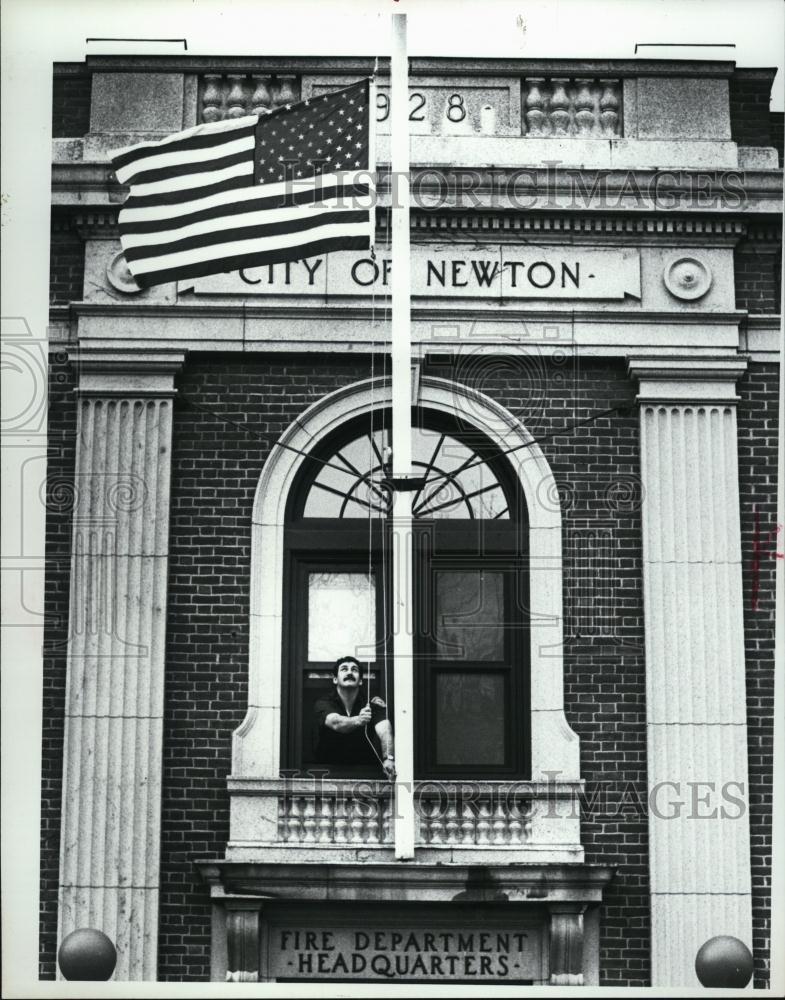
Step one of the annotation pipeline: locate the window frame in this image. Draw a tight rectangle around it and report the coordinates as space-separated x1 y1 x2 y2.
282 408 530 779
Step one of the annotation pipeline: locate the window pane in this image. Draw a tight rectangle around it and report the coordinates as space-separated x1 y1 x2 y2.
308 572 376 662
435 672 506 765
434 570 504 660
302 423 510 519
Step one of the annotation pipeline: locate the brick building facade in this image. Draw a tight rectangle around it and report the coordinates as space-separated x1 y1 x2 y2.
43 55 781 986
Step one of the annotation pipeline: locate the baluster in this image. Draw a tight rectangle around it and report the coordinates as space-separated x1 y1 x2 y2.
251 75 273 116
461 802 477 845
278 796 288 842
492 801 507 844
574 78 595 136
201 74 223 123
524 77 547 136
599 79 620 137
549 78 571 136
274 74 297 107
317 797 334 843
287 796 301 843
476 800 491 844
428 800 445 845
365 796 381 844
226 74 248 118
508 797 524 844
381 798 393 844
334 796 348 844
445 801 460 845
301 797 317 843
349 799 365 843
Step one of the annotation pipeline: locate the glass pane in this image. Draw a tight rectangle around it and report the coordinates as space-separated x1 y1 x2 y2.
302 423 509 519
435 672 506 765
308 572 376 662
434 571 504 660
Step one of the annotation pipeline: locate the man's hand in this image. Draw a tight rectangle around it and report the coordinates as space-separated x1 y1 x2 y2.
382 757 396 778
356 705 372 726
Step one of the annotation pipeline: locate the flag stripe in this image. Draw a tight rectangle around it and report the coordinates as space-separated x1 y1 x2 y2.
123 208 368 263
128 217 370 276
119 182 370 236
128 158 254 199
122 172 254 211
143 234 371 289
121 136 257 187
112 117 257 179
121 196 370 248
120 170 371 223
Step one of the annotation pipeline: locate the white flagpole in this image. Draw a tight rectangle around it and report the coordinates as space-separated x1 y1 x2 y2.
390 10 415 860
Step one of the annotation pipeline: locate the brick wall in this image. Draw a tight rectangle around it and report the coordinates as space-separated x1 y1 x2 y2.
41 350 775 987
52 64 91 138
158 356 374 979
155 351 650 984
729 74 775 148
39 351 79 978
771 112 784 166
430 353 650 987
737 362 779 990
50 215 84 305
735 225 782 314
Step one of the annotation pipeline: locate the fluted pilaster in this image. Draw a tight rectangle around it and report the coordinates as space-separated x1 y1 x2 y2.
629 357 752 988
58 350 184 981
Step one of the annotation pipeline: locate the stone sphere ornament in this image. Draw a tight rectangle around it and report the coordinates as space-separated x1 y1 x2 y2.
694 935 753 988
57 928 117 981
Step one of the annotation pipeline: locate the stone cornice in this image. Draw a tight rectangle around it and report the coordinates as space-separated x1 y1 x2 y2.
196 859 615 902
51 161 784 216
53 202 770 246
81 54 738 78
71 301 748 325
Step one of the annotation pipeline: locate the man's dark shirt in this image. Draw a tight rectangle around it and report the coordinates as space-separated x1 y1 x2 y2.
313 691 386 767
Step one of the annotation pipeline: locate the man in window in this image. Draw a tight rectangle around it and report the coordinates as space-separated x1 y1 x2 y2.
313 656 395 777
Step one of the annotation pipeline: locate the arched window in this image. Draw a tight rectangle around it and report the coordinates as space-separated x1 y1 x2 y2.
283 408 530 779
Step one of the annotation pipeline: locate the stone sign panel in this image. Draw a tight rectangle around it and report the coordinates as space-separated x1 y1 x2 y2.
302 75 522 136
265 922 547 982
180 246 641 300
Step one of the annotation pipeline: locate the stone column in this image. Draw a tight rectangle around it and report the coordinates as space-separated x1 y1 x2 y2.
628 357 752 987
57 349 184 980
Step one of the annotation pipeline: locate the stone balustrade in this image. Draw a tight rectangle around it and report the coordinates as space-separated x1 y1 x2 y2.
523 77 621 137
248 779 560 851
200 73 301 121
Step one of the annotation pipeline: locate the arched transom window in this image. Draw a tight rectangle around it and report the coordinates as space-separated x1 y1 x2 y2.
302 423 512 520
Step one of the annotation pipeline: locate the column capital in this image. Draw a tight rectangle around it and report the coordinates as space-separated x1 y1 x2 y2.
68 347 186 396
627 355 747 405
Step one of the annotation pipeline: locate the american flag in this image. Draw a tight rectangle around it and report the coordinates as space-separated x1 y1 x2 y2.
110 80 374 289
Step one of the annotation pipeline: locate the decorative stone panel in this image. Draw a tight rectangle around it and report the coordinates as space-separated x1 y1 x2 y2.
199 74 301 121
523 78 621 137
